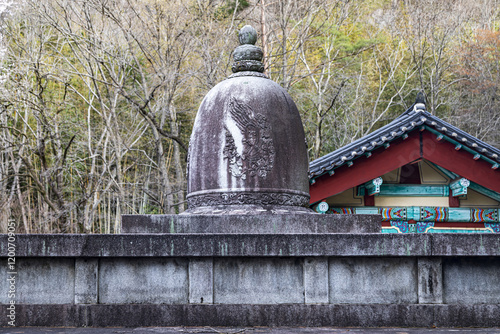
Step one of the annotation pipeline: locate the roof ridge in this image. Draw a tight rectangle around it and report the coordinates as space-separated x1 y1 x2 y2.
309 105 500 179
310 105 419 167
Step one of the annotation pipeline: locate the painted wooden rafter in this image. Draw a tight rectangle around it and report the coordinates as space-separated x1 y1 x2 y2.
449 178 470 197
424 126 499 169
364 177 383 196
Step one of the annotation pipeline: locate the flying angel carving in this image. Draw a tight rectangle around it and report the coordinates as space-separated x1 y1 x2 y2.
223 96 275 179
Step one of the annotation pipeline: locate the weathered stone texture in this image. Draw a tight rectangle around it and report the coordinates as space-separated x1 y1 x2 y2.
75 258 98 304
122 214 381 234
0 233 434 257
189 258 214 304
329 257 418 304
304 257 329 304
213 258 304 304
3 304 500 327
431 234 500 256
417 257 443 304
0 258 74 304
98 258 188 304
442 257 500 304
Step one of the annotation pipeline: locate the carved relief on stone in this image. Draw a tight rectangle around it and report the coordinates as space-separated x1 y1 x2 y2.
187 191 310 208
223 96 275 179
223 130 245 179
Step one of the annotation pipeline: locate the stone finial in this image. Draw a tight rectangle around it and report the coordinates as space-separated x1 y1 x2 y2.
416 91 426 104
238 25 258 45
232 25 265 74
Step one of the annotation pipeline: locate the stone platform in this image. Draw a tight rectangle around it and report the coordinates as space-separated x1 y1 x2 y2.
121 213 381 234
1 213 500 327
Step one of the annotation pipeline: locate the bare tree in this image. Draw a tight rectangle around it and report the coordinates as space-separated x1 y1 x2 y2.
395 0 480 114
451 28 500 148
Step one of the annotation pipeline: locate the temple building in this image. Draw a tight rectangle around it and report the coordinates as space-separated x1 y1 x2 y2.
309 94 500 233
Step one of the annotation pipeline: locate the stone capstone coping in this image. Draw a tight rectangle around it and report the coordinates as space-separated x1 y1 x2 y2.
121 213 381 234
1 233 500 257
1 304 500 327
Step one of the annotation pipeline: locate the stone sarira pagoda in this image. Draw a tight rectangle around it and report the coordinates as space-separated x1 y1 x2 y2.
184 25 310 214
309 94 500 233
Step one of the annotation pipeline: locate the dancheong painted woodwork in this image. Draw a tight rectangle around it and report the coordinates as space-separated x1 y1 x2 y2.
309 95 500 233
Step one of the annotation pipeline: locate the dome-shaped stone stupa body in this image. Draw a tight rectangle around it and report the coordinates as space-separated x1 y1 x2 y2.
184 26 310 214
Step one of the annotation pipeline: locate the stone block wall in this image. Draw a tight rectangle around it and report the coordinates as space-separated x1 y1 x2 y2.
0 232 500 327
2 255 499 307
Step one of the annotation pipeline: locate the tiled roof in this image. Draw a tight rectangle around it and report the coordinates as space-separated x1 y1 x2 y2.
309 103 500 180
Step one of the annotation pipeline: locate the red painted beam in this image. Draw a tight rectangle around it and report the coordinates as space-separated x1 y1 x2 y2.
421 131 500 193
449 193 460 208
364 194 375 206
309 133 421 204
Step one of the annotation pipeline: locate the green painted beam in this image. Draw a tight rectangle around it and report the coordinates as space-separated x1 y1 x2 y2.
378 184 449 197
431 163 458 179
430 163 500 202
468 182 500 203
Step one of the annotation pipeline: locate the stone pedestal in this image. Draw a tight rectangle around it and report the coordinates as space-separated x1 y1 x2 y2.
121 213 381 234
2 231 500 327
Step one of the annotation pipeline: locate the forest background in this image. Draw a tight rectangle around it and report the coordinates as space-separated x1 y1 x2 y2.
0 0 499 233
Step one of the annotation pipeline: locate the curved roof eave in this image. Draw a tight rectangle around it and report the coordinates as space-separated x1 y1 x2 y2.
308 105 500 179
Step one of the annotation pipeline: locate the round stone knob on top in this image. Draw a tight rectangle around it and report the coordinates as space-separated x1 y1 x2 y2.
184 25 311 214
238 25 258 45
232 25 264 74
